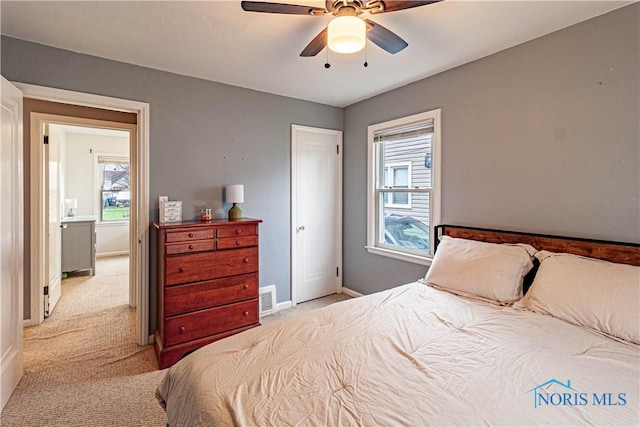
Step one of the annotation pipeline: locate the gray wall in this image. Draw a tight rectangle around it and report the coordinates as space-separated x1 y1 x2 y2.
0 36 343 326
343 4 640 294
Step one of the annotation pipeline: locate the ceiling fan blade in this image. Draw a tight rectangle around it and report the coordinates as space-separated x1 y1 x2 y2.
365 19 408 54
241 1 327 15
300 27 328 57
369 0 442 14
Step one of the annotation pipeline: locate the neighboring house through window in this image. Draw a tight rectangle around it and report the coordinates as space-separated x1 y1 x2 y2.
97 155 130 222
367 109 441 265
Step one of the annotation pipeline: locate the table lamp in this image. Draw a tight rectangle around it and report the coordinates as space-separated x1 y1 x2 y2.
226 185 244 220
65 198 77 217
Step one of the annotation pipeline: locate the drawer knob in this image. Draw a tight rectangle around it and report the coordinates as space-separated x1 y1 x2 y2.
189 244 194 250
179 267 185 272
179 326 185 333
188 233 194 238
235 229 242 234
243 284 249 289
243 258 249 263
243 311 249 316
236 240 241 245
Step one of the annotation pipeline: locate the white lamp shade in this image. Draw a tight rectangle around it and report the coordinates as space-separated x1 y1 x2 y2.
226 185 244 203
327 16 366 54
64 198 78 209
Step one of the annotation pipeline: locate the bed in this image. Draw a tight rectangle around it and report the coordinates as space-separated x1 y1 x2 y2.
156 225 640 426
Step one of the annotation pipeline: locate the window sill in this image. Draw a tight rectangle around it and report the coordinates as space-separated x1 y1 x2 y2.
96 221 130 227
365 246 433 266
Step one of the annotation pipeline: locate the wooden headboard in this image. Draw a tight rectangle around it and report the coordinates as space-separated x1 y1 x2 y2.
435 225 640 267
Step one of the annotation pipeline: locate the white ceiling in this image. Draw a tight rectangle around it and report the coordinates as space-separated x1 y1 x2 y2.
1 0 632 107
51 123 130 138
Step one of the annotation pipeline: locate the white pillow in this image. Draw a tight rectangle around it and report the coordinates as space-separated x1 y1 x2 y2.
515 250 640 344
423 236 536 304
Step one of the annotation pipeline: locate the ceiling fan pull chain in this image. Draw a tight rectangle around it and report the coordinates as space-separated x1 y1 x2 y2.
325 46 331 69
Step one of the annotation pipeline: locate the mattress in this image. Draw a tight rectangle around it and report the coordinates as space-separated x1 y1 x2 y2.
156 282 639 426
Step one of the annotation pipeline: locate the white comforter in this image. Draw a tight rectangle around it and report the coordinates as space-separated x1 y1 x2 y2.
156 282 639 426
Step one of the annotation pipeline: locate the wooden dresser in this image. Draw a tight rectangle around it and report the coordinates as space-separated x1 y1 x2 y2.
153 218 262 369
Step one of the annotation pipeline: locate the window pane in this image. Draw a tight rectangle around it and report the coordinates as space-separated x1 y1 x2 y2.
392 192 409 205
380 191 430 253
381 134 432 189
101 163 130 190
393 167 408 187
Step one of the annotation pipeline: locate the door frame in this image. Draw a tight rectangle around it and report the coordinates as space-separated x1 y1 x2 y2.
16 83 151 346
34 114 137 316
290 124 343 306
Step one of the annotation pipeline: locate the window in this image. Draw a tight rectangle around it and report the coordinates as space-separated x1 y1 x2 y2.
98 156 130 222
384 162 412 208
367 109 441 265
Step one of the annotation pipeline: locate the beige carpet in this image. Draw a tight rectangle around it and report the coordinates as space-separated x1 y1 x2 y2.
1 256 351 426
1 255 166 427
260 293 352 325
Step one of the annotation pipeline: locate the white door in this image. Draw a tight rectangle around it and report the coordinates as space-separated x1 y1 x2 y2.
291 125 342 303
0 76 24 411
44 124 62 316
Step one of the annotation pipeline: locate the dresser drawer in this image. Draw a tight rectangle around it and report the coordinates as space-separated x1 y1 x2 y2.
217 224 257 238
166 247 258 286
165 228 215 243
217 235 258 250
164 299 258 346
166 239 215 255
164 273 258 316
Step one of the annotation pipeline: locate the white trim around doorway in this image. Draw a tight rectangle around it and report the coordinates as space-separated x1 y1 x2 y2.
15 83 151 346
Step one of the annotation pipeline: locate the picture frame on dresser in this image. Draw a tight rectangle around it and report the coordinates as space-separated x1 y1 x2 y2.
153 218 262 369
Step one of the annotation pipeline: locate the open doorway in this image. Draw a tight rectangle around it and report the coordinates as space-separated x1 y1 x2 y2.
46 123 132 320
33 115 136 324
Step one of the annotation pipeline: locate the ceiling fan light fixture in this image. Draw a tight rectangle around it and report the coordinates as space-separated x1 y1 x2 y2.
327 15 366 54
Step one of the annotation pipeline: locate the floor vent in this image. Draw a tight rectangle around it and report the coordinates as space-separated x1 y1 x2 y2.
259 285 277 317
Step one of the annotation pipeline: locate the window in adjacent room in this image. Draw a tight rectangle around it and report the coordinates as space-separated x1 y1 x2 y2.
98 156 130 222
366 109 441 265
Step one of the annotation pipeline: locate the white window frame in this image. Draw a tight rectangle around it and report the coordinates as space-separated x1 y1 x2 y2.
366 109 441 265
94 153 130 224
384 161 412 208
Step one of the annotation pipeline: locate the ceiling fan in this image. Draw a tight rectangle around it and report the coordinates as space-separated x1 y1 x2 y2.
241 0 442 57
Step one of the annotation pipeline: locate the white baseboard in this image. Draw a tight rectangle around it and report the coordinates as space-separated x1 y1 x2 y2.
23 318 36 328
275 288 361 312
341 287 363 298
276 301 292 312
148 334 155 345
